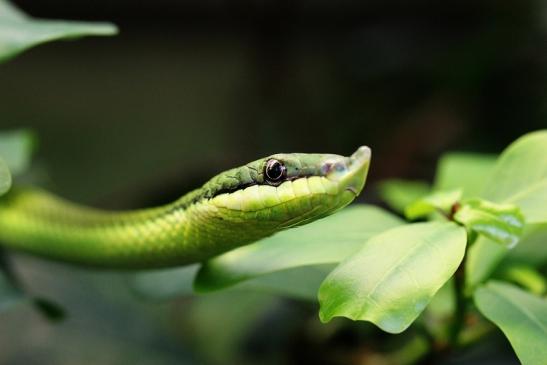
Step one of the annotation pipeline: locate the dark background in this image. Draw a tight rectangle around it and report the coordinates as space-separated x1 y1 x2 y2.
0 1 545 364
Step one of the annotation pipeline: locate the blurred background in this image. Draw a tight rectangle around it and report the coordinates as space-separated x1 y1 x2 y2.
1 0 546 364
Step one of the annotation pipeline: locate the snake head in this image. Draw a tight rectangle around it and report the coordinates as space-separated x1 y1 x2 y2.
207 146 371 229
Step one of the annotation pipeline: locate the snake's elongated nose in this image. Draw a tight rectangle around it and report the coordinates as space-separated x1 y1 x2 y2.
343 145 371 196
350 146 371 167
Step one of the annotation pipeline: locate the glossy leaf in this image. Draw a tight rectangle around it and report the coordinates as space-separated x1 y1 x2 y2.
454 198 524 248
0 129 35 176
0 0 117 62
195 205 403 292
482 130 547 223
377 179 431 214
0 157 11 196
404 189 461 220
318 222 467 333
466 223 547 292
474 281 547 365
466 131 547 291
434 152 497 198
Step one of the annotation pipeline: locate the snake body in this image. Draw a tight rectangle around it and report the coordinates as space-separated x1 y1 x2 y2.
0 147 370 268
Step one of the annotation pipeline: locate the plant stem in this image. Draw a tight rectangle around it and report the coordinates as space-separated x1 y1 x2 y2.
448 231 476 347
449 264 466 345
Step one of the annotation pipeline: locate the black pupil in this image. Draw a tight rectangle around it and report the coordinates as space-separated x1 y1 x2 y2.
267 161 284 180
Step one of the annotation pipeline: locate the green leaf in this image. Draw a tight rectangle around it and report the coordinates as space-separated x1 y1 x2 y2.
132 264 330 302
454 198 524 248
131 265 199 300
404 189 461 220
465 236 506 293
434 153 497 198
506 223 547 267
239 264 334 301
474 281 547 365
0 0 117 63
318 222 467 333
482 130 547 224
0 129 35 176
466 223 547 292
377 179 431 214
465 130 547 292
0 157 11 196
194 205 404 292
497 264 546 296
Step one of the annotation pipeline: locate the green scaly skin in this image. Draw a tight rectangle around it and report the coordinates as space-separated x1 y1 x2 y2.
0 146 371 268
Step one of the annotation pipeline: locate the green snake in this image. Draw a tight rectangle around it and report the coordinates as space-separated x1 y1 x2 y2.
0 147 370 269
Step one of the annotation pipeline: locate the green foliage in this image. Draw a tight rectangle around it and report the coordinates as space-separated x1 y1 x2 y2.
0 129 35 175
195 205 403 293
370 130 547 364
497 264 546 296
0 0 117 63
318 222 466 333
481 130 547 223
506 223 547 267
466 131 547 290
377 179 431 214
454 198 525 247
404 189 461 220
434 153 497 198
0 129 36 196
0 157 10 196
474 282 547 365
0 130 66 320
130 129 547 364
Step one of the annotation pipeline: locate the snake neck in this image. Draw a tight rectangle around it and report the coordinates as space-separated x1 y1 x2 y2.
0 188 273 268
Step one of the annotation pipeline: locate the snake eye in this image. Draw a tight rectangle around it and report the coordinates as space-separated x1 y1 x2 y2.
265 159 286 182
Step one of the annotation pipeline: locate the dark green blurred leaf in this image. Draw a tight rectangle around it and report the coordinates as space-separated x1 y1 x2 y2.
497 264 546 296
33 297 66 322
474 281 547 365
0 0 117 63
482 130 547 224
0 157 11 196
421 279 455 344
131 265 199 300
377 179 431 214
195 205 403 293
434 153 497 198
186 290 280 364
239 264 334 301
404 189 461 220
0 129 35 176
318 222 467 333
454 198 524 248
